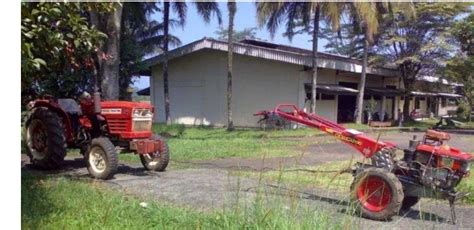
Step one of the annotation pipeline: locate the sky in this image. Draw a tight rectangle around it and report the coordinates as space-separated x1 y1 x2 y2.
134 2 328 90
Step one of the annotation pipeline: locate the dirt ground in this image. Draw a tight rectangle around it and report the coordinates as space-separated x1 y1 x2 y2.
21 131 474 229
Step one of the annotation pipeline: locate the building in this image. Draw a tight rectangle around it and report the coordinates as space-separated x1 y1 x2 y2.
142 38 462 127
407 76 463 118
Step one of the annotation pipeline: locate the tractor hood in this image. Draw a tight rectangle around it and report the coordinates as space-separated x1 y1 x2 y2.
101 101 153 110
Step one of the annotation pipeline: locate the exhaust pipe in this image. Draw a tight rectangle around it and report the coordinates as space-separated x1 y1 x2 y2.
94 92 101 114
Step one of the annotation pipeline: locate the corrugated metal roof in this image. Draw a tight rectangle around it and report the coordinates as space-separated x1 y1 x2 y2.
304 83 359 95
410 91 463 98
143 38 400 77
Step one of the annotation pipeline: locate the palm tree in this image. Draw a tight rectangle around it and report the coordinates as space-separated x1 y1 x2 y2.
257 2 344 114
351 2 415 124
227 2 236 131
162 1 222 124
119 2 181 100
351 2 380 124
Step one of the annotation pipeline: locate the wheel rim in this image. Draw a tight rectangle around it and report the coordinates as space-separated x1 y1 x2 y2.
357 175 392 212
26 119 48 160
143 152 161 167
89 146 107 173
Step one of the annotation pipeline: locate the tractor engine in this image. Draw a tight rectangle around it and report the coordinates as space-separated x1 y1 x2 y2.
401 130 471 191
99 101 154 140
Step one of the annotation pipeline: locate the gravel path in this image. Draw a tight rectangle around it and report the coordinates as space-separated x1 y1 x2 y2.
21 131 474 229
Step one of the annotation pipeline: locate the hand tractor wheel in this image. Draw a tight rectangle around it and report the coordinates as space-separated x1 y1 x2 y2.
371 148 395 171
351 168 404 221
140 135 169 172
24 108 66 169
86 138 118 179
401 196 420 211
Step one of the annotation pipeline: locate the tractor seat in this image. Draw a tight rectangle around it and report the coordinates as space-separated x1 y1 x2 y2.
425 129 450 141
58 98 82 115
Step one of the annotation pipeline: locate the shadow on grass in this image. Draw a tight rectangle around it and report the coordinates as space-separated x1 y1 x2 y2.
21 172 59 229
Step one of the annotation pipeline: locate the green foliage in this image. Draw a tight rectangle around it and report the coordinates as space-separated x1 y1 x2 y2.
214 27 258 41
119 2 181 100
374 3 470 83
444 13 474 119
456 100 471 120
21 2 108 98
256 2 345 40
451 13 474 55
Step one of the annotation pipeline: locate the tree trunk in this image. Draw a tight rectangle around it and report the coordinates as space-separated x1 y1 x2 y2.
356 36 369 124
227 2 236 131
403 95 410 122
163 2 171 124
310 5 320 114
101 5 123 100
402 77 414 122
89 11 103 93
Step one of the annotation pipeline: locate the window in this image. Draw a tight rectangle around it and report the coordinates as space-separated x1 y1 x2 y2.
441 98 447 107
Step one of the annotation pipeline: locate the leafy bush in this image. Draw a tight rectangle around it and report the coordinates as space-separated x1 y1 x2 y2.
456 100 471 121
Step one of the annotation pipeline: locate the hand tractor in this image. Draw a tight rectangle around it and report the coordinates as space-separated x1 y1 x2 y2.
23 92 169 179
255 104 473 223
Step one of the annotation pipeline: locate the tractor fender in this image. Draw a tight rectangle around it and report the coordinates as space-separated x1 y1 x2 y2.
28 100 74 143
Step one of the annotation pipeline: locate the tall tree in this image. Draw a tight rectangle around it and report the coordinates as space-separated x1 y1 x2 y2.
352 2 415 124
257 2 344 113
161 1 222 124
373 2 470 120
445 13 474 121
226 1 236 130
119 2 181 100
101 4 123 100
215 27 257 41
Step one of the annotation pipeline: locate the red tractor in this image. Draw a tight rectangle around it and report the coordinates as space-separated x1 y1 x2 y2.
256 104 473 223
23 92 169 179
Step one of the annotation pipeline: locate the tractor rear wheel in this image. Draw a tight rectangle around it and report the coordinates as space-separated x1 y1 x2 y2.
140 135 169 171
401 196 420 211
86 138 118 179
24 108 66 170
351 168 404 221
371 148 395 171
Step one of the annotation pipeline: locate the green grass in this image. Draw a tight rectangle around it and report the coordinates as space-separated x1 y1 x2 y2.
150 124 320 162
22 172 352 229
237 159 474 205
234 160 361 192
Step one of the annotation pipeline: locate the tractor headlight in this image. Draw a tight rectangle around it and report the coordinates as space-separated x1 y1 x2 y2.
133 109 141 118
132 109 153 131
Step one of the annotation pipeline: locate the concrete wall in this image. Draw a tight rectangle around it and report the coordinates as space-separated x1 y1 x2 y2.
151 50 302 127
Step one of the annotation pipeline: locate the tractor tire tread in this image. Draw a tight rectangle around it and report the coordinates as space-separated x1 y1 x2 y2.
351 167 404 221
24 107 66 170
86 137 118 180
140 135 169 172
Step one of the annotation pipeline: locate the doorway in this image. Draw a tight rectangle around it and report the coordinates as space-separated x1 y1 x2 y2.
337 82 358 123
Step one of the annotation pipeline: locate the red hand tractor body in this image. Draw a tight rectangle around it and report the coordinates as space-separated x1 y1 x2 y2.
255 104 472 223
24 92 169 179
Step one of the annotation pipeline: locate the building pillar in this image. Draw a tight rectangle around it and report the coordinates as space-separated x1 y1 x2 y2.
394 96 399 120
381 96 386 121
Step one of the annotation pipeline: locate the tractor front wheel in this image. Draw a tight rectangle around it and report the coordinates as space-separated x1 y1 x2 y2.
351 168 404 221
86 138 118 179
139 135 169 171
24 108 66 170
